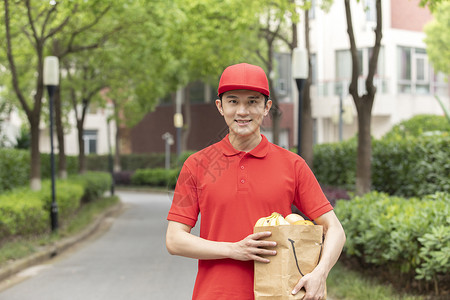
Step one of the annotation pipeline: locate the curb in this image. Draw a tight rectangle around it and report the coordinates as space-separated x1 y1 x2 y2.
0 201 124 283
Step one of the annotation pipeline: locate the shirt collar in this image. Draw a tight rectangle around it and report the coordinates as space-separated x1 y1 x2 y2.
220 134 269 158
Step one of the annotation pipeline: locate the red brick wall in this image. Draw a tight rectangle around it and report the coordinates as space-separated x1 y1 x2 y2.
130 102 295 153
130 103 227 153
391 0 433 31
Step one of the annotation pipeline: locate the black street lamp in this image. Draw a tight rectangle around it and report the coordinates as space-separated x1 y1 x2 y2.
43 56 59 232
292 48 309 156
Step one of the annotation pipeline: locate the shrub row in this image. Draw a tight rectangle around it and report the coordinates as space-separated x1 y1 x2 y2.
0 150 79 193
85 152 193 172
0 149 191 193
335 192 450 292
313 132 449 197
131 168 180 189
0 148 29 193
0 172 110 240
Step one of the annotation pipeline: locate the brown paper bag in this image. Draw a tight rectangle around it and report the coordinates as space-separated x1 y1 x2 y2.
254 225 326 300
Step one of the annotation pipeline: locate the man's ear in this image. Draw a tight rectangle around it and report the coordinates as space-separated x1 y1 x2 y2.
215 99 224 116
264 100 272 116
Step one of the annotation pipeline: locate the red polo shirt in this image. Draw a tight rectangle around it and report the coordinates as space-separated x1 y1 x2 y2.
167 135 332 300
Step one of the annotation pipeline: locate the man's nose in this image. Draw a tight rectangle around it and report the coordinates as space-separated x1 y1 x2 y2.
236 103 249 115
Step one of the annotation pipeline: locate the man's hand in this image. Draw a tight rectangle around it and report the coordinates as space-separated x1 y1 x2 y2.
229 231 277 263
291 267 326 300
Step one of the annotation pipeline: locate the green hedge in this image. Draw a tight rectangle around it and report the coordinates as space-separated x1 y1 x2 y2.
39 180 84 220
313 133 449 197
335 192 449 291
0 189 48 239
0 149 29 193
40 153 79 179
70 171 112 203
372 133 450 197
86 152 194 172
0 150 79 193
0 172 110 240
383 114 449 140
131 168 179 189
86 153 168 172
313 138 357 190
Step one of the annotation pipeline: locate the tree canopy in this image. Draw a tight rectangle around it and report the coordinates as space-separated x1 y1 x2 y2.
424 1 450 75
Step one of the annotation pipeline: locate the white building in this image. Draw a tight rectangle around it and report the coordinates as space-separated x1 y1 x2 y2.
290 0 449 144
39 103 116 156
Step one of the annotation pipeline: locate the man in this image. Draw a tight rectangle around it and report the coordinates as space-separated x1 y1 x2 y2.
166 63 345 300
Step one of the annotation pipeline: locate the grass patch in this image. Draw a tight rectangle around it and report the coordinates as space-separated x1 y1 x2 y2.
327 261 425 300
0 195 119 266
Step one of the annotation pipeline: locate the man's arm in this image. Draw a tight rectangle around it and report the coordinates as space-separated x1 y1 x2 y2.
166 220 277 262
291 210 346 300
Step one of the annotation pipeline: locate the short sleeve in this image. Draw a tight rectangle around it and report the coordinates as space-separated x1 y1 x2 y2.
167 162 200 228
293 161 333 221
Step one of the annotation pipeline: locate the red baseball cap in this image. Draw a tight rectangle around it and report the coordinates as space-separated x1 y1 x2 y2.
218 63 270 97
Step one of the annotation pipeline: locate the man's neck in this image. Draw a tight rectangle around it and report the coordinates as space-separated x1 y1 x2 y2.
228 132 262 153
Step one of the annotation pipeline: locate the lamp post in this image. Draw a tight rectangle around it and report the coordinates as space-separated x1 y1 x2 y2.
174 88 183 164
292 48 309 156
43 56 59 232
162 132 174 170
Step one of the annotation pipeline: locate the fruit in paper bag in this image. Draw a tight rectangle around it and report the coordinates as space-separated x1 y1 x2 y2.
294 220 314 225
285 213 304 224
255 212 289 227
255 212 314 227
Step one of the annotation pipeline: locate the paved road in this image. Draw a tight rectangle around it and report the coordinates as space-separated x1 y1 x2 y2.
0 191 198 300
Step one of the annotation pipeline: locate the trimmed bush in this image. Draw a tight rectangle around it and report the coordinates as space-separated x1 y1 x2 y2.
0 148 30 193
40 180 84 220
313 132 449 197
312 138 356 189
131 168 179 189
383 114 449 140
85 151 195 172
0 172 109 240
40 154 79 179
372 133 449 197
0 189 48 239
335 192 450 292
70 172 112 203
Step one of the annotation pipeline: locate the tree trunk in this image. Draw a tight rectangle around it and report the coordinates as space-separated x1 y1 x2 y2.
301 9 314 167
355 97 373 194
113 100 121 172
269 86 282 146
268 52 281 146
29 61 44 190
182 85 191 152
55 86 67 178
77 121 86 174
344 0 382 195
29 115 41 190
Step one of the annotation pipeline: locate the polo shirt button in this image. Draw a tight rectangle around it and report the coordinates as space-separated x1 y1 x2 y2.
240 165 244 170
240 179 245 184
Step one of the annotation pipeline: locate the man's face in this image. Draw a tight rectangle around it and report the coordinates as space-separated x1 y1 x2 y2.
215 90 272 138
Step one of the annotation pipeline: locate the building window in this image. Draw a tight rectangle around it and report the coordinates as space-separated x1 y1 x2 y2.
365 0 377 22
336 47 385 94
274 52 292 99
83 130 97 154
309 0 316 19
397 47 431 94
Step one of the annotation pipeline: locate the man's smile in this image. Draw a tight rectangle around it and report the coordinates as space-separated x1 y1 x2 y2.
235 119 252 126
